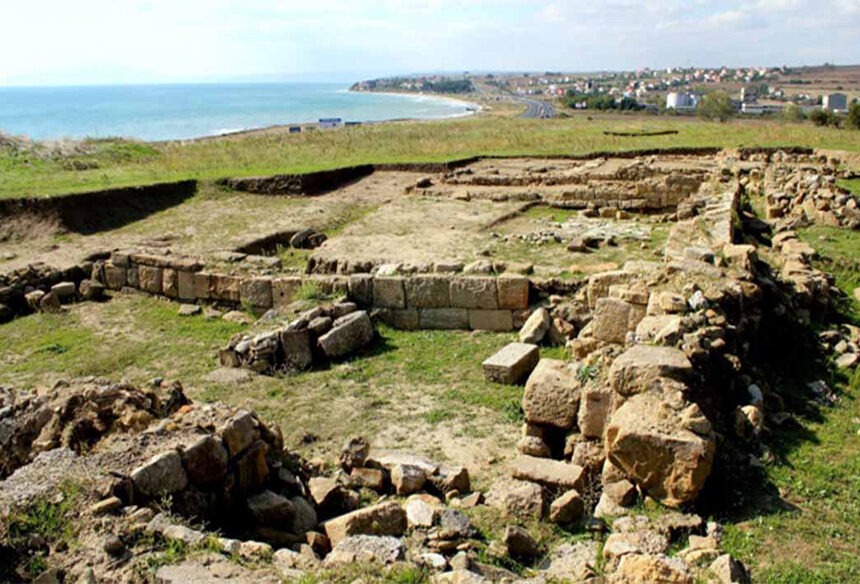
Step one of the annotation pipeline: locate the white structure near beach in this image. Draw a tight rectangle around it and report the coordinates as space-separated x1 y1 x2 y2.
823 93 847 112
666 92 698 112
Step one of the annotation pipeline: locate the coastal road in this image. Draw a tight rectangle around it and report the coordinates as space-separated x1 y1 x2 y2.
518 98 555 119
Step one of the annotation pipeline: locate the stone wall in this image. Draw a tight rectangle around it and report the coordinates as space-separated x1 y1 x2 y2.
348 272 532 332
89 251 542 333
217 148 724 197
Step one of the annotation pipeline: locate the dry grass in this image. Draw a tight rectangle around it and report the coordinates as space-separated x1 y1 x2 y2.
2 114 860 199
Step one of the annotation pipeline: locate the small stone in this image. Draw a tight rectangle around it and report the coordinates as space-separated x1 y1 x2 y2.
504 525 539 558
517 435 551 457
103 535 125 557
239 540 273 560
406 497 437 528
223 310 253 324
391 463 426 495
340 436 370 469
549 490 584 525
89 497 122 516
178 304 202 316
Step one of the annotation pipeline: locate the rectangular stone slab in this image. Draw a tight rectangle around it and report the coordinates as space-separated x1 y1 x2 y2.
512 456 585 490
482 342 539 384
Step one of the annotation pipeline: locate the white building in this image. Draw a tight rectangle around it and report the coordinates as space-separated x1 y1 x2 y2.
823 93 848 112
666 92 698 112
741 103 784 116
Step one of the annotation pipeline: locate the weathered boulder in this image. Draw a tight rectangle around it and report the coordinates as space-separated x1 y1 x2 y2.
340 436 370 469
710 554 751 584
538 541 600 582
519 308 551 344
608 345 693 397
504 525 539 558
608 553 692 584
390 463 427 495
180 435 229 487
317 311 375 359
220 411 257 457
603 529 669 570
325 535 405 565
405 496 438 528
322 501 407 546
522 359 580 430
635 315 683 344
605 392 715 507
494 480 546 519
247 490 295 527
79 279 105 301
131 452 189 499
549 490 584 525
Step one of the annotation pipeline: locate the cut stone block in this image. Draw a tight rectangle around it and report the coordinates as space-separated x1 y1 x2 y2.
281 329 313 370
469 309 514 332
241 277 273 309
393 308 420 330
104 265 127 290
592 298 632 344
138 265 163 294
578 385 614 439
348 274 374 306
405 275 451 308
163 269 179 298
192 272 212 299
419 308 469 330
373 277 406 309
482 342 540 385
450 277 498 309
587 271 635 309
211 274 241 302
498 275 529 310
177 271 195 300
318 311 375 359
273 277 303 308
512 456 585 490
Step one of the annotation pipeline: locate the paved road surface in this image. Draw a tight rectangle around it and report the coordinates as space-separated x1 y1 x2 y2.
518 98 555 119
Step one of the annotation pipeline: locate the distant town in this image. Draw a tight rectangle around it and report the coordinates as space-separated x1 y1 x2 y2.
352 64 860 121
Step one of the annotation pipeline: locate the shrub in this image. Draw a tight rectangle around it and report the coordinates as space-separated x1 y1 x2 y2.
697 91 735 122
847 103 860 131
810 108 840 128
783 103 806 122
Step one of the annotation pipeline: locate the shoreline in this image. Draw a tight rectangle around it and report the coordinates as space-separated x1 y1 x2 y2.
160 89 483 145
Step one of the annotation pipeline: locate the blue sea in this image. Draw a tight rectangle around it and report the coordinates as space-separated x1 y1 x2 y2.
0 83 474 142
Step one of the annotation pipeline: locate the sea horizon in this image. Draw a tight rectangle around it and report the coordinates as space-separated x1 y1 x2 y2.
0 82 476 142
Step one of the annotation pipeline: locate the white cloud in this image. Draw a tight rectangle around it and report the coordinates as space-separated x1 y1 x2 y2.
0 0 857 85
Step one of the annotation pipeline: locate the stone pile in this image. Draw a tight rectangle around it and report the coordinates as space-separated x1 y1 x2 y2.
220 302 376 374
765 161 859 230
0 260 99 322
0 380 188 480
772 230 832 320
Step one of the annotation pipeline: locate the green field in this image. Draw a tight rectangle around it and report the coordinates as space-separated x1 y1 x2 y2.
2 114 859 199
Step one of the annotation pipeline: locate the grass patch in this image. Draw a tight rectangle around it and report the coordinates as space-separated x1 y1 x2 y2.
718 226 860 581
3 115 860 199
2 482 83 578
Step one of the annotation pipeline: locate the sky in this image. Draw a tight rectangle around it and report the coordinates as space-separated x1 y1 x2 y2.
0 0 858 86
